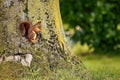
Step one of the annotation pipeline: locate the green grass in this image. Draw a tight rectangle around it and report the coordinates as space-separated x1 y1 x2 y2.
81 54 120 80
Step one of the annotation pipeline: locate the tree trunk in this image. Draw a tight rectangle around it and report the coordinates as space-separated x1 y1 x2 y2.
0 0 91 80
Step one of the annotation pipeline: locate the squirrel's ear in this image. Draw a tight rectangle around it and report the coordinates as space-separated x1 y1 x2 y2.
36 21 41 24
33 21 41 27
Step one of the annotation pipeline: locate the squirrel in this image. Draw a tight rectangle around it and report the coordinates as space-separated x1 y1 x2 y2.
20 21 42 43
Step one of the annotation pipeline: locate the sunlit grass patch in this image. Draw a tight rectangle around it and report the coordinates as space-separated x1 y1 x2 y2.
81 54 120 80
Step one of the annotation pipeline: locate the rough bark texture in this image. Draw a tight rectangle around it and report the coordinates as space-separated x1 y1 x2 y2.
0 0 92 80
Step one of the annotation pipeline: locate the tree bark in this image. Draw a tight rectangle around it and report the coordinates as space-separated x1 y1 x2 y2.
0 0 91 80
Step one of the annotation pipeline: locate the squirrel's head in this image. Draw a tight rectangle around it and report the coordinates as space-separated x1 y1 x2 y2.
33 21 42 32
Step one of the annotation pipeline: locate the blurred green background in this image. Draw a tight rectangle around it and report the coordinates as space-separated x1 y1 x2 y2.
60 0 120 79
60 0 120 54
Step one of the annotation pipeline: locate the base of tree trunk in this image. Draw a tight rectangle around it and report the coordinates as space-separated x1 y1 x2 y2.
0 55 91 80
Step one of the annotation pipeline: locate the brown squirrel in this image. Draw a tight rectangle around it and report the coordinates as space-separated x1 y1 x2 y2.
20 21 42 43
